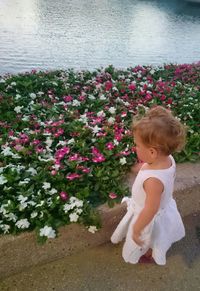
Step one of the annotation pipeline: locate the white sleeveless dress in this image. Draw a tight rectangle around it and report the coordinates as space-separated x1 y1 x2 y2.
111 155 185 265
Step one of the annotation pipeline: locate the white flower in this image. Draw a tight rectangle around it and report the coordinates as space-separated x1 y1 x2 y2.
124 102 130 106
108 117 115 124
21 115 29 121
0 175 7 185
14 106 23 113
45 137 53 147
79 115 88 125
42 182 51 190
31 211 38 218
76 208 83 215
112 86 118 91
49 188 57 195
99 94 106 100
15 94 21 100
0 224 10 234
0 78 5 83
17 195 28 203
69 212 79 222
11 82 16 86
38 91 44 96
92 125 101 134
108 107 116 114
19 202 28 211
119 157 127 165
28 201 36 206
19 178 30 185
29 93 36 99
69 197 83 208
16 219 30 229
39 226 56 238
63 204 73 213
88 225 98 234
6 213 17 222
88 95 95 100
97 110 106 117
72 100 80 106
0 205 7 215
26 167 37 176
67 138 75 145
113 139 119 146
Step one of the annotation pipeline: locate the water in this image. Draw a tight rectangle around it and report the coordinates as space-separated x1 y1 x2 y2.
0 0 200 75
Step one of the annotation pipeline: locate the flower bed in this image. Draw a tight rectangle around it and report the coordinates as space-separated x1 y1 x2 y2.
0 64 199 242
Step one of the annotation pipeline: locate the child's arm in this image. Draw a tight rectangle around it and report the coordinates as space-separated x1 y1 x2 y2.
132 177 163 246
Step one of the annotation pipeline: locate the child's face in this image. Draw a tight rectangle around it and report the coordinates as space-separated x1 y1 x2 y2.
133 132 155 164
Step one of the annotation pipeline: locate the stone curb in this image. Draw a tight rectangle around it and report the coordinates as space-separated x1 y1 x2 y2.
0 162 199 280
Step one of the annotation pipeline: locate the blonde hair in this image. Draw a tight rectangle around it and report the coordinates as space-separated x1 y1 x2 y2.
132 106 186 155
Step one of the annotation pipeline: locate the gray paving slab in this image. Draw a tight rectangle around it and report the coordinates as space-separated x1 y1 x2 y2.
0 211 199 291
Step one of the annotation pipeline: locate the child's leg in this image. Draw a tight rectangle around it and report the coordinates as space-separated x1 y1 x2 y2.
138 249 155 264
143 248 152 258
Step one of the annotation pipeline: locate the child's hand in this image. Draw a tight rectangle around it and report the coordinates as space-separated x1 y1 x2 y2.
132 231 144 246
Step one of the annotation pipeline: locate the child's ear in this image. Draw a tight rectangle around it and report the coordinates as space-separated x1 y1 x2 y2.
150 147 158 158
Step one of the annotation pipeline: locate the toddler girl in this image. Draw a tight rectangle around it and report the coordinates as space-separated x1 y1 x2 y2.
111 106 186 265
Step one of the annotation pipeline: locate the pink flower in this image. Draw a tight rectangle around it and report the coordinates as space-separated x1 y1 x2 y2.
105 81 113 91
32 139 40 145
76 165 91 173
92 154 105 163
128 84 136 91
121 112 127 118
35 145 44 153
78 95 86 101
55 147 70 159
167 98 173 104
109 192 117 199
63 95 73 102
54 130 64 138
160 95 166 101
14 145 24 151
92 147 100 155
59 191 69 201
66 173 82 180
114 134 122 141
51 170 57 176
68 154 80 161
106 142 115 150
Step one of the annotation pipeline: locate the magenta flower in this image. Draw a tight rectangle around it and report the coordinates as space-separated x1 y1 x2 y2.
55 147 70 160
35 145 44 153
66 173 82 180
121 112 127 118
51 170 57 176
63 95 73 102
32 139 40 145
76 165 91 173
68 153 80 161
109 192 117 199
92 147 100 155
14 145 24 151
106 142 115 150
59 191 69 201
92 154 105 163
105 81 113 91
128 84 136 91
